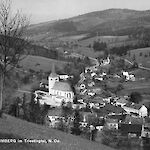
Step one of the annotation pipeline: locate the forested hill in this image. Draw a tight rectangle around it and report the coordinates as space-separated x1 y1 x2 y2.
27 9 150 37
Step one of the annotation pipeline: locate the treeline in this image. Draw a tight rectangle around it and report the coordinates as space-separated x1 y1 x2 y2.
8 93 49 125
27 44 59 59
109 42 150 56
93 41 107 51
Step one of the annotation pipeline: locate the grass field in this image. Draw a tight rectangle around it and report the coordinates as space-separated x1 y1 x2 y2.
20 55 68 72
0 115 114 150
118 79 150 96
59 34 88 42
127 47 150 68
79 35 129 47
71 46 103 58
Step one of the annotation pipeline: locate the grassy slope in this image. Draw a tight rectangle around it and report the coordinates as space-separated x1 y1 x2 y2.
20 55 68 72
127 47 150 67
0 115 114 150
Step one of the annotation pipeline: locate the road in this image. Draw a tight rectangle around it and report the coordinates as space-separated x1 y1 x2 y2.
16 89 31 94
124 58 150 71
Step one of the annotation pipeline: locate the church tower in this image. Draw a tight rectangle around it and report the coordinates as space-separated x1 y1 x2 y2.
48 64 59 95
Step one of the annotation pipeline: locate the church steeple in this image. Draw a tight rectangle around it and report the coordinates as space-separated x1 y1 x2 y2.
50 63 57 77
49 63 59 95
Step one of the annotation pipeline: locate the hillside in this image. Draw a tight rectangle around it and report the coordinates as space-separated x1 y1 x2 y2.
26 8 150 41
0 114 114 150
126 47 150 68
20 55 68 72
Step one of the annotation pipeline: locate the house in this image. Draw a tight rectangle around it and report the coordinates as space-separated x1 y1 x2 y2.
123 114 144 124
46 108 65 128
100 56 110 66
123 103 148 117
86 96 105 109
141 123 150 138
115 97 128 107
105 118 119 130
59 74 73 80
102 103 126 115
107 114 126 123
122 71 135 81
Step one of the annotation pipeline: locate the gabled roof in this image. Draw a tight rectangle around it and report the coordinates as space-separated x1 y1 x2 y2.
107 114 126 122
52 81 72 92
124 115 143 124
106 118 118 124
119 123 142 135
124 103 144 110
87 96 104 103
116 97 128 104
103 104 126 114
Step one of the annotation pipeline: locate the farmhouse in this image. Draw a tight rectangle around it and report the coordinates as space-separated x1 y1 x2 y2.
105 118 119 130
123 103 148 117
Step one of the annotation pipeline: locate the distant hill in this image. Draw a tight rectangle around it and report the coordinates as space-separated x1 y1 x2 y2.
26 8 150 40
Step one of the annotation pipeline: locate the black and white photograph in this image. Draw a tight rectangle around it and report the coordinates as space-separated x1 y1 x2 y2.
0 0 150 149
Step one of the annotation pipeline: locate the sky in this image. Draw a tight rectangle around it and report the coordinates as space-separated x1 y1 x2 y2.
11 0 150 24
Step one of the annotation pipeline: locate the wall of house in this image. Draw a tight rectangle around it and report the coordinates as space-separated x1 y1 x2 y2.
139 106 148 117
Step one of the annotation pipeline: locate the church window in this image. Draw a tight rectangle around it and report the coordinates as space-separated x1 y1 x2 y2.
67 93 72 98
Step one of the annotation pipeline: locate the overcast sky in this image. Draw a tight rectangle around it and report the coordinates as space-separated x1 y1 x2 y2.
11 0 150 24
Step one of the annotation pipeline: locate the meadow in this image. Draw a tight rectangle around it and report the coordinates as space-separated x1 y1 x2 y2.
20 55 68 72
0 115 113 150
126 47 150 68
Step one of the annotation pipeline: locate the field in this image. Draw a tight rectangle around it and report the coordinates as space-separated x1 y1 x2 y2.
78 35 129 47
117 79 150 98
20 55 68 72
126 47 150 68
70 46 103 58
63 35 137 58
0 115 113 150
59 34 88 42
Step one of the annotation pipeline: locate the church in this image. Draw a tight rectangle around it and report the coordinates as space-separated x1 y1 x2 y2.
48 65 74 103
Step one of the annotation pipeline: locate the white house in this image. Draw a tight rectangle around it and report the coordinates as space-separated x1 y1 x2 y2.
122 71 135 81
105 118 119 130
123 104 148 117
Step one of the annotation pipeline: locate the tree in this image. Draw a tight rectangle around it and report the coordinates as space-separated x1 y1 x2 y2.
129 92 142 104
0 0 29 113
71 109 81 135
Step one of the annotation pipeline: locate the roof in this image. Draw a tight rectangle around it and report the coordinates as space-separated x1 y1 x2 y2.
119 123 142 135
86 96 104 103
107 114 126 122
49 72 58 78
124 115 143 124
47 108 62 117
103 104 126 114
124 103 143 110
52 81 72 92
106 118 118 124
116 97 128 104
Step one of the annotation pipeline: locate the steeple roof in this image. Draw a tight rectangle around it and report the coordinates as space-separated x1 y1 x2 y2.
49 63 58 77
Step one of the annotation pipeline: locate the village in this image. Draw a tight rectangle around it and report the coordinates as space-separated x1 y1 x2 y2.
31 55 150 148
1 1 150 150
